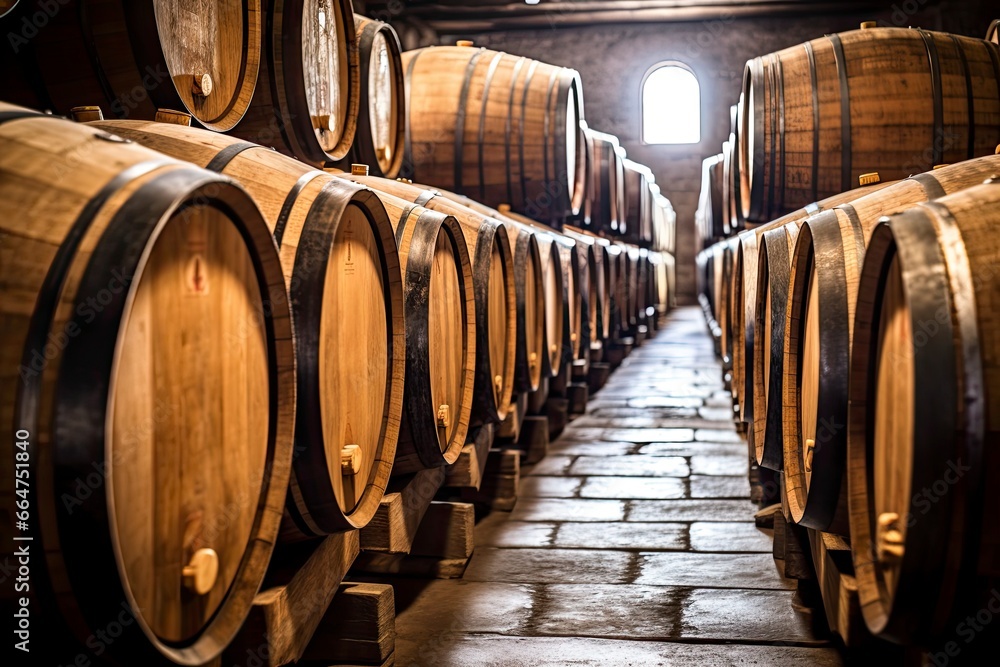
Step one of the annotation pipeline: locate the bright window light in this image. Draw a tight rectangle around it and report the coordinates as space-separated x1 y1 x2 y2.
642 64 701 145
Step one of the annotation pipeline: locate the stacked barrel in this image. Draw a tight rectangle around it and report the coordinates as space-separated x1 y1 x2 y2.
0 2 676 664
697 22 1000 654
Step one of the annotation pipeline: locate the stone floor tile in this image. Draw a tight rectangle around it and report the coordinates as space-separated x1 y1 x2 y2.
627 396 705 409
689 522 773 552
689 454 749 476
689 475 751 499
395 635 845 666
463 548 632 584
580 476 686 500
638 441 747 457
476 520 557 548
681 588 829 643
628 499 755 522
554 522 687 551
547 440 634 456
695 428 743 443
636 552 794 589
509 497 626 522
600 428 695 443
522 455 574 476
569 455 689 477
518 475 583 498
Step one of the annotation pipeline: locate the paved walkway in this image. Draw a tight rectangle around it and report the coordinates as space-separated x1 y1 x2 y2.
393 307 843 666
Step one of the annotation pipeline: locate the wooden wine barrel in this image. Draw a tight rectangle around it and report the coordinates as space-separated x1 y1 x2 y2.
349 16 405 177
727 101 745 232
735 180 892 458
564 225 611 355
358 191 476 474
622 159 655 244
402 43 586 223
847 180 1000 645
233 0 359 165
576 120 596 227
344 175 517 424
782 156 1000 532
989 19 999 45
86 118 405 537
698 154 726 246
422 187 546 393
497 208 585 367
739 25 1000 223
586 128 627 234
13 0 261 131
0 105 294 664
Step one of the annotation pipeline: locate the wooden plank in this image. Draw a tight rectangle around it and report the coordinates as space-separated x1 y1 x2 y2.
517 415 550 464
464 449 520 511
808 529 871 648
498 391 528 440
588 361 611 393
300 583 395 665
360 466 447 554
223 531 361 667
444 424 494 490
566 382 589 416
544 398 569 440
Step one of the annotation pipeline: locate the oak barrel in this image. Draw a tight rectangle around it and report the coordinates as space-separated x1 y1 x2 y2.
697 154 726 246
565 225 611 354
622 159 655 245
742 181 892 468
847 180 1000 645
87 118 405 537
0 105 294 664
739 26 1000 222
585 128 627 234
782 155 1000 532
358 190 477 474
348 16 405 177
15 0 261 131
402 44 586 223
345 175 516 424
234 0 359 165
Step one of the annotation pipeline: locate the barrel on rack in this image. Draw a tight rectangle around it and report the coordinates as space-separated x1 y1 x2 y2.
585 128 627 234
737 179 891 467
847 180 1000 646
234 0 359 165
357 191 477 474
564 225 611 356
402 43 586 223
726 101 745 232
622 159 655 245
739 25 1000 223
781 155 1000 533
346 15 405 177
697 154 726 247
344 175 516 425
0 105 295 665
90 116 406 536
7 0 261 130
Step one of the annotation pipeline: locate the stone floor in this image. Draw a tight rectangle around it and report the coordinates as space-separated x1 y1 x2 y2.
391 307 844 666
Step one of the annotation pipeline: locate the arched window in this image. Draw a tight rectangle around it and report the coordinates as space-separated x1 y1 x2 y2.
642 63 701 145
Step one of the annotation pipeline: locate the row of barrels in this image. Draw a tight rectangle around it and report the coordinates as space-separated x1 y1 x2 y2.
699 21 1000 653
0 103 672 665
0 2 676 244
698 22 1000 251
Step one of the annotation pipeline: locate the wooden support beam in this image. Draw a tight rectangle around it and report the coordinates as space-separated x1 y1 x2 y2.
300 583 396 665
223 531 360 667
360 466 446 554
444 424 494 490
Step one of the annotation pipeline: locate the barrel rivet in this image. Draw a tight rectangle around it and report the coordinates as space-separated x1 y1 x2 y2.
340 444 362 475
192 73 213 97
182 548 219 595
